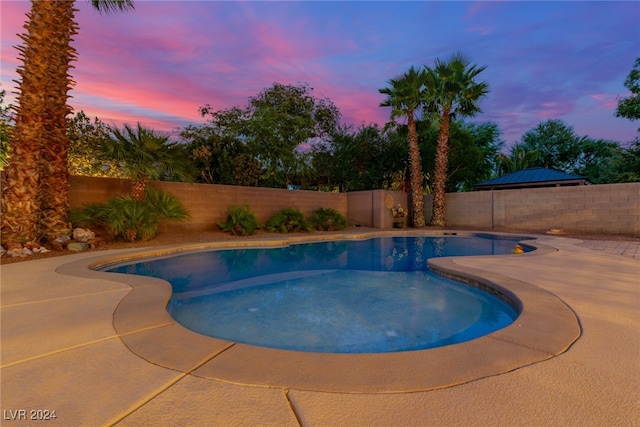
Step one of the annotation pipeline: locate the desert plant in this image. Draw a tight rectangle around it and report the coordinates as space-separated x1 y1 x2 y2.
265 208 312 233
310 208 347 231
143 187 190 220
219 205 260 236
70 188 189 241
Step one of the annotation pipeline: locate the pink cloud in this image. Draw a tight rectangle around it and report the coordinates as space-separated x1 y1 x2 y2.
2 0 637 148
589 93 621 110
535 102 573 120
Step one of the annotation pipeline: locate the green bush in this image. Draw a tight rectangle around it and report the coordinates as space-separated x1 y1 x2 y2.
219 205 260 236
310 208 348 231
70 188 189 242
265 208 312 233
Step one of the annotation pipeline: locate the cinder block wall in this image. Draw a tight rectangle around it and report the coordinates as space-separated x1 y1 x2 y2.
423 182 639 235
69 177 639 236
347 190 409 228
69 176 348 231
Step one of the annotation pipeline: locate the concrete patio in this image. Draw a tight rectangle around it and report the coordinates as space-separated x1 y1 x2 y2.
1 231 638 426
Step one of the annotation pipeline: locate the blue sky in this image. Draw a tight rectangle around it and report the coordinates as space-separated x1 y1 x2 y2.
1 1 638 147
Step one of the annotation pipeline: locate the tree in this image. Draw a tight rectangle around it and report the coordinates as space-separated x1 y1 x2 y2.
616 57 640 125
245 83 340 187
379 66 429 227
68 111 124 178
312 124 405 192
418 120 503 192
0 88 13 170
516 119 624 183
573 138 621 184
197 83 341 188
1 0 134 244
607 140 640 182
494 143 540 176
518 119 584 171
423 53 488 226
181 123 261 186
101 123 193 200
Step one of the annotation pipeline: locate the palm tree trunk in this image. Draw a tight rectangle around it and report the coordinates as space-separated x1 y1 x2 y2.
407 111 426 227
1 1 78 243
1 133 41 243
39 1 77 240
431 110 451 227
130 176 148 201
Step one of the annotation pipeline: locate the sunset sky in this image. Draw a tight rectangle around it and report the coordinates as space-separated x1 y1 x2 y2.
1 1 638 147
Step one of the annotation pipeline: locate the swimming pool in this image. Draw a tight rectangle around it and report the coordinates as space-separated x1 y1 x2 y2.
105 235 528 353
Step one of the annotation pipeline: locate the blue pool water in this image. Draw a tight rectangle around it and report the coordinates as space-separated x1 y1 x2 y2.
105 235 526 353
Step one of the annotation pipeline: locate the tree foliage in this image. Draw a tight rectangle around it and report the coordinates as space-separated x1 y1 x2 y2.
181 123 261 186
616 57 640 123
516 119 622 183
194 82 341 188
68 111 124 178
312 124 405 192
608 140 640 182
494 143 540 176
0 88 13 170
419 120 503 192
101 123 193 200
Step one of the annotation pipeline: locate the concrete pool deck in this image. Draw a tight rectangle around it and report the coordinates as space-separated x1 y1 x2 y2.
1 231 638 426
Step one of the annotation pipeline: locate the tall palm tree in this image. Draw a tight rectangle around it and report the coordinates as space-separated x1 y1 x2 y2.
1 0 134 244
424 53 488 227
101 123 193 200
379 66 428 227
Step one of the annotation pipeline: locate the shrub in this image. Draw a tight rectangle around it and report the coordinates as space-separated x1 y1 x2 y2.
219 205 260 236
70 188 189 242
310 208 348 231
265 208 312 233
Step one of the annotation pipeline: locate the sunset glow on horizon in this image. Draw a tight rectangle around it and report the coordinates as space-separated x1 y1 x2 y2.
1 1 638 145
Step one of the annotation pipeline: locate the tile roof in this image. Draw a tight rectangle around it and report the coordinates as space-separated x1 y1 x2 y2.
475 167 587 187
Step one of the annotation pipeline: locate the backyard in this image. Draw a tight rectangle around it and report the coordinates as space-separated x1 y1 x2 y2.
1 229 638 425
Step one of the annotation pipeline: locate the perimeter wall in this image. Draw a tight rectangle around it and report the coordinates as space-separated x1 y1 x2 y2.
69 176 348 232
69 177 639 236
422 183 639 236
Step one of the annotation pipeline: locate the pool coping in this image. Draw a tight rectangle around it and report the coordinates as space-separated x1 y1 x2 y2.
56 230 581 393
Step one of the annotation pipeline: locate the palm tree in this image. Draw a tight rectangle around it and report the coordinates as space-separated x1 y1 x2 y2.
495 144 540 176
101 123 193 200
379 66 428 227
1 0 134 244
424 53 488 227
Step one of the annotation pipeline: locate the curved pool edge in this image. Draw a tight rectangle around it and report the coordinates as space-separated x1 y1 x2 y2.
55 230 581 393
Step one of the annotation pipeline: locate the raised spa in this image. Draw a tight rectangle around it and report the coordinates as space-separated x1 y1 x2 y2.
105 235 527 353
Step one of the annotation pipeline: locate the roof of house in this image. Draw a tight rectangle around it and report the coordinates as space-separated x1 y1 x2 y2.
474 167 589 190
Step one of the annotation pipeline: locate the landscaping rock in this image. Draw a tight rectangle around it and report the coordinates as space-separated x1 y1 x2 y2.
67 242 90 252
47 239 64 251
88 237 107 249
4 242 23 251
24 241 41 250
73 228 95 243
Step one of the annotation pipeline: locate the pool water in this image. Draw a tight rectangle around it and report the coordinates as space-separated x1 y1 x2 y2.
105 236 524 353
